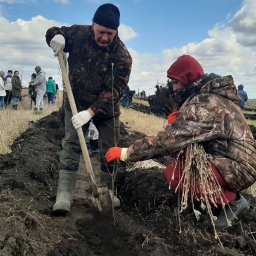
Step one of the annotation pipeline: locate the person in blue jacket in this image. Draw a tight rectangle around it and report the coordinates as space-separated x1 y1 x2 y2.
237 84 248 109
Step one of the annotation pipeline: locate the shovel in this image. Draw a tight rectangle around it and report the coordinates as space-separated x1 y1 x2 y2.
57 51 112 213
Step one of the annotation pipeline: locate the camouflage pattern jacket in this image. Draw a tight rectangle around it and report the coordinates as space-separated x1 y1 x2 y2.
127 74 256 192
46 25 132 120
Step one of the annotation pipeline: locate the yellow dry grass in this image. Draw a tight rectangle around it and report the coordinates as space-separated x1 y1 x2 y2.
120 107 166 136
132 98 149 106
246 184 256 196
246 100 256 110
0 92 63 154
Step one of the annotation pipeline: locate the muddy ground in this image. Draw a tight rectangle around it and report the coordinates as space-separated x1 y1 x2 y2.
0 109 256 256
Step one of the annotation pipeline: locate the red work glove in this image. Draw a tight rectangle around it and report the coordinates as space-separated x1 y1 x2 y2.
105 147 128 163
167 111 179 124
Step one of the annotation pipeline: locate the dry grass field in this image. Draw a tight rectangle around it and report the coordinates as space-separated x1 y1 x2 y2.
132 97 149 106
0 92 63 154
120 107 166 136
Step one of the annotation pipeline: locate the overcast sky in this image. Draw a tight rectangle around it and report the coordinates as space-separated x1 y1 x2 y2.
0 0 255 98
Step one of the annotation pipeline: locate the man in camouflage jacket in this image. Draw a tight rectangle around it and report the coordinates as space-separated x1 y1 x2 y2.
46 3 132 213
106 55 256 228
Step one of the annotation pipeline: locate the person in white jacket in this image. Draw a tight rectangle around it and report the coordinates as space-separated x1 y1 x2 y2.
4 70 12 106
31 66 46 112
0 71 6 110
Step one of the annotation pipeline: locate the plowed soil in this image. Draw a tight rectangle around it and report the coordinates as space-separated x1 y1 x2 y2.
0 110 256 256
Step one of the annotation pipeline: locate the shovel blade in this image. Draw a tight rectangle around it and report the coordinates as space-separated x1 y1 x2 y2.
97 186 113 214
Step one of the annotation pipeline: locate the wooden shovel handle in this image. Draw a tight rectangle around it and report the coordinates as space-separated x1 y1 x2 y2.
57 52 102 210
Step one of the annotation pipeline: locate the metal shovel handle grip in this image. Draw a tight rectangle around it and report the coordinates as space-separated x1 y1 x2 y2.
57 52 102 210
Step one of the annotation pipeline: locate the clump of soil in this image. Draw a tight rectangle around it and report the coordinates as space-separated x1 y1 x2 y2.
0 110 256 256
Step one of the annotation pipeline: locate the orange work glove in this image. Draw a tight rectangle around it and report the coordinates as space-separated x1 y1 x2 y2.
167 111 179 124
105 147 128 163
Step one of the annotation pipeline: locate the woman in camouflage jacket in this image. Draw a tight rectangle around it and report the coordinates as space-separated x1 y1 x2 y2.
106 55 256 228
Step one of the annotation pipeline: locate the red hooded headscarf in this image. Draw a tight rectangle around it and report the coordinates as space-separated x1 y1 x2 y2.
167 55 204 86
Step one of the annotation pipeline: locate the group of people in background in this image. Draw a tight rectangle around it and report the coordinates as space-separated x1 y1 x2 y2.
0 70 248 113
0 70 22 110
0 66 59 112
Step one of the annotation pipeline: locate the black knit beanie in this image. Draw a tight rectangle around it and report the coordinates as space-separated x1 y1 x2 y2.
92 3 120 30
